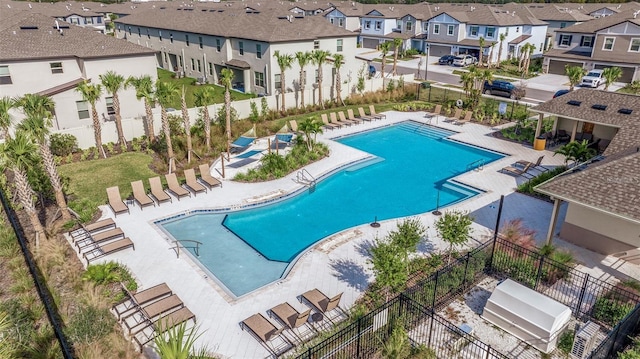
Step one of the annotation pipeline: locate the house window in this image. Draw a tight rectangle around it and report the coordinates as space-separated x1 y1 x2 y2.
159 30 162 41
364 20 371 30
199 36 203 49
208 62 213 75
629 38 640 52
274 74 281 90
447 25 454 36
559 35 572 46
330 18 334 24
254 71 264 87
406 22 413 31
86 17 93 25
486 27 495 38
216 39 221 52
337 39 343 52
191 58 195 71
603 37 615 51
0 66 12 84
580 36 594 47
170 33 173 43
76 101 89 119
50 62 63 74
185 34 190 46
105 97 115 115
256 44 262 59
97 17 101 24
470 26 479 37
239 41 244 55
375 21 382 30
397 20 402 29
314 40 320 49
178 56 183 67
433 24 440 34
338 18 344 27
560 22 567 28
423 23 428 32
197 59 201 72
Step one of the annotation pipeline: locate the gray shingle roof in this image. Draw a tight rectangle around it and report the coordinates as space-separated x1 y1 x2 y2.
0 10 156 61
558 8 640 33
114 7 357 43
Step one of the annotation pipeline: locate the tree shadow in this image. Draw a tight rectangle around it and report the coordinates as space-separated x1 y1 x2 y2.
417 238 436 255
355 238 375 258
330 258 370 291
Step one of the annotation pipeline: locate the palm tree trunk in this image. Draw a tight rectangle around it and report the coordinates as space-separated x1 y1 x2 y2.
497 42 504 68
113 94 126 148
225 89 231 155
144 99 155 143
317 66 324 108
14 168 46 246
91 106 106 158
299 70 305 108
181 91 192 163
336 71 343 106
39 143 71 221
203 106 211 151
161 108 174 172
280 73 286 113
381 58 386 79
488 47 494 68
392 51 399 75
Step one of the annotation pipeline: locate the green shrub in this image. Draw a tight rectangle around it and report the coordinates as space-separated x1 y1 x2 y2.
82 261 137 292
592 297 634 327
516 166 567 197
557 329 574 355
49 133 78 157
69 198 99 223
66 305 113 344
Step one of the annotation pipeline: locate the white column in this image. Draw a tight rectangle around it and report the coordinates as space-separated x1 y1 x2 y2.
546 198 562 245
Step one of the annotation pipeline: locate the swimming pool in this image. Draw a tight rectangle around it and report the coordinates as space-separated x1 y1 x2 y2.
158 122 504 297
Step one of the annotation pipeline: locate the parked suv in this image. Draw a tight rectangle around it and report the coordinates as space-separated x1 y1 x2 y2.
453 55 477 67
581 69 604 88
438 55 457 65
483 80 521 99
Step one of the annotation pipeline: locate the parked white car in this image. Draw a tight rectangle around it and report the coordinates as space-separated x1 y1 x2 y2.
453 55 477 67
581 69 605 88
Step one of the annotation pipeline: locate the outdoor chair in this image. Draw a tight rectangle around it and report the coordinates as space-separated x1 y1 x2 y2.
348 108 367 123
321 114 339 130
230 136 255 154
149 176 172 205
424 104 442 120
75 227 125 251
70 218 116 241
106 186 130 216
82 237 134 265
369 105 385 119
133 306 196 348
184 169 207 195
241 313 292 356
301 289 345 324
455 111 472 125
131 180 155 209
269 302 315 343
358 107 376 121
125 294 184 334
598 139 611 153
444 108 462 123
289 120 300 133
114 282 173 320
556 130 570 143
339 111 360 125
198 164 222 189
516 155 548 173
500 163 534 178
330 112 350 127
165 173 191 200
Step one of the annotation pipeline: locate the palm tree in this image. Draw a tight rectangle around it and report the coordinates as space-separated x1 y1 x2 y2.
602 67 623 91
565 65 586 91
125 75 156 143
0 96 15 139
524 44 535 76
15 94 71 221
497 33 506 68
391 38 403 75
155 81 180 172
380 42 391 79
333 54 345 106
0 131 47 246
75 81 106 158
179 86 193 163
295 51 311 108
194 87 215 151
219 68 234 155
487 43 496 69
311 50 331 108
273 50 295 112
99 71 127 147
478 37 485 67
297 117 323 151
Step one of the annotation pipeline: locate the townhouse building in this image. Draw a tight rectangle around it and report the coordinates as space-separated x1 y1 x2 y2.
0 10 157 131
114 7 359 101
543 9 640 82
1 0 107 32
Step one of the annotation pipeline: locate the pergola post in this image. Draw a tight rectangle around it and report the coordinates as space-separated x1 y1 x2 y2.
546 198 562 245
534 112 544 138
570 121 579 142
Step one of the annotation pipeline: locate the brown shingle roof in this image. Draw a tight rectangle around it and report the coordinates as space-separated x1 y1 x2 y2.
535 150 640 223
544 47 640 65
559 8 640 33
0 10 156 61
114 8 357 43
531 89 640 156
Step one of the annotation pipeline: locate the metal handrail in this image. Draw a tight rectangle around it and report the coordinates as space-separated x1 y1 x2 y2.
296 169 317 187
171 239 203 258
466 159 484 172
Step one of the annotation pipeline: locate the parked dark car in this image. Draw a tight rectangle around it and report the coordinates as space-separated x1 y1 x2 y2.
483 80 520 99
368 64 376 77
553 89 570 98
438 55 456 65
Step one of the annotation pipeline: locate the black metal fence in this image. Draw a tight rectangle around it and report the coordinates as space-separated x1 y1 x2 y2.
294 237 640 359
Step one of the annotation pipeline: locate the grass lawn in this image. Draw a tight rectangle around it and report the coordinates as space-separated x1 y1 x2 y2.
59 152 158 205
157 68 255 108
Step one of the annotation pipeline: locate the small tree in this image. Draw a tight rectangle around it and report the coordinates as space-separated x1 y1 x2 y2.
357 64 366 95
381 325 411 359
154 320 209 359
497 33 506 68
248 101 259 123
297 117 322 151
380 42 391 79
565 65 586 91
260 97 269 121
602 66 622 91
478 37 485 67
391 38 403 76
435 210 473 263
388 218 426 265
554 139 596 166
370 236 406 300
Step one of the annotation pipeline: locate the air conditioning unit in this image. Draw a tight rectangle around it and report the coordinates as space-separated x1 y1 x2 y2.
570 321 600 359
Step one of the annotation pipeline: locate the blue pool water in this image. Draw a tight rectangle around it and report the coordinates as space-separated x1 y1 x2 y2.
158 122 504 297
235 149 263 158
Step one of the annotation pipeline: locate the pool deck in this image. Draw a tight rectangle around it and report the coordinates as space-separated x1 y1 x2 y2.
88 111 640 358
